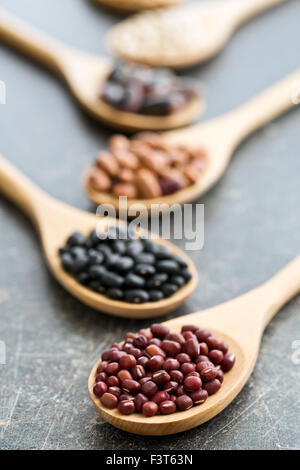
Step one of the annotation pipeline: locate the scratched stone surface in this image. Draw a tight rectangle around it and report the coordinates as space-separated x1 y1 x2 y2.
0 0 300 450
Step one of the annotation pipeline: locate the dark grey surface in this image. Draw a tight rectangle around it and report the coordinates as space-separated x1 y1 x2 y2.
0 0 299 450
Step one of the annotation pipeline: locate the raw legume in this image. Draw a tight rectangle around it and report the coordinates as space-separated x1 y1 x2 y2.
93 324 236 416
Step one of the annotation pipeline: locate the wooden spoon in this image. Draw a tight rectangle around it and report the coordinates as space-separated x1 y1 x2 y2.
0 155 198 318
0 8 202 131
108 0 288 68
93 0 183 13
89 254 300 435
85 67 300 213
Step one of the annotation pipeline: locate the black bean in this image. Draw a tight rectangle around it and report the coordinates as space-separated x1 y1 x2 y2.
88 280 105 293
115 256 134 272
172 255 188 269
89 265 107 280
135 264 156 277
181 269 192 281
89 229 100 246
77 272 90 285
125 290 150 304
59 245 69 256
112 240 126 254
156 260 179 274
147 273 168 288
61 253 73 272
149 290 164 301
142 96 172 116
125 273 146 288
88 249 104 265
143 239 160 254
96 244 112 259
105 254 121 269
70 249 90 273
162 283 179 297
101 272 124 288
154 247 172 260
170 275 185 287
134 253 156 265
66 232 88 247
107 288 124 300
126 240 144 257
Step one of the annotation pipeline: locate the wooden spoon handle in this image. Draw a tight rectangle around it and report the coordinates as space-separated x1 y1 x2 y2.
228 0 288 26
222 68 300 149
0 155 51 221
0 8 69 73
260 255 300 328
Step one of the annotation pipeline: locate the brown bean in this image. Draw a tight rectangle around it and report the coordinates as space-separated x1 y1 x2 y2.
136 169 162 198
113 149 140 170
96 151 119 176
112 183 138 199
108 134 130 151
118 168 135 183
89 168 111 192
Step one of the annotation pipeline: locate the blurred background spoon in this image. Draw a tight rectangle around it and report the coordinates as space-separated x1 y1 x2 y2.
0 8 202 131
108 0 289 68
89 254 300 434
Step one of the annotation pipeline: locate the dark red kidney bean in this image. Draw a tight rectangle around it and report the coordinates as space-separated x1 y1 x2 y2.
117 370 133 382
122 379 141 394
152 370 170 385
141 380 158 397
196 361 215 372
181 325 199 333
206 336 223 351
131 365 146 380
176 385 185 396
221 353 236 372
195 355 209 363
139 329 153 341
130 348 143 359
170 370 184 383
148 355 164 371
119 394 134 402
191 389 208 405
142 401 158 417
176 353 191 364
145 344 166 358
199 366 219 382
163 381 178 393
148 338 162 347
101 349 115 361
107 376 119 387
97 361 108 373
182 331 196 341
209 349 224 365
218 341 228 354
195 329 211 342
100 392 118 409
151 323 170 339
186 371 200 379
108 386 121 398
169 394 176 403
203 378 221 395
133 335 148 349
118 400 135 415
184 376 202 392
161 340 181 356
125 332 136 341
123 343 134 354
139 377 152 386
110 350 126 362
137 356 149 368
166 333 185 345
217 369 224 384
93 381 107 398
119 354 136 369
163 358 180 372
199 343 209 356
135 393 149 412
181 362 196 376
96 372 107 383
176 395 193 411
159 400 177 415
111 342 121 350
152 391 170 404
105 362 120 376
183 338 200 358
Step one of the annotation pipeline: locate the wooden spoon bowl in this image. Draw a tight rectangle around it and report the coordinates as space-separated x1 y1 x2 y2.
85 68 300 213
93 0 183 13
0 156 198 319
109 0 288 69
89 255 300 434
0 8 202 131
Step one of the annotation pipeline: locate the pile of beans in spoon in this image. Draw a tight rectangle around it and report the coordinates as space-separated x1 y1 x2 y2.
59 227 192 303
93 323 235 416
